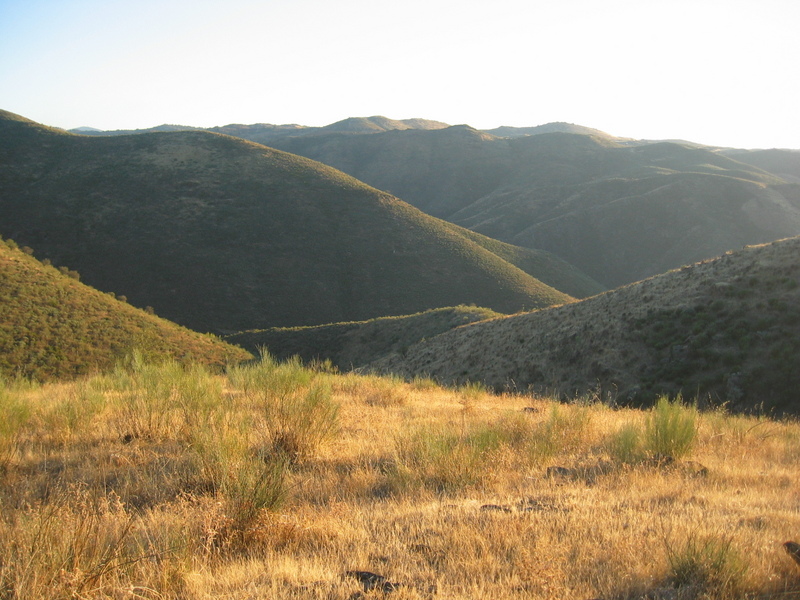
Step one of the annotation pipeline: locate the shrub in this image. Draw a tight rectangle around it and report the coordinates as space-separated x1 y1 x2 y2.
527 403 591 464
228 353 340 461
645 396 698 459
665 533 747 594
102 354 187 441
390 424 500 493
190 410 291 547
607 422 645 464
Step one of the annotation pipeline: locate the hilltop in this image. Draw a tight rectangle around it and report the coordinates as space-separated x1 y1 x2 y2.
370 236 800 415
0 110 583 334
0 238 250 381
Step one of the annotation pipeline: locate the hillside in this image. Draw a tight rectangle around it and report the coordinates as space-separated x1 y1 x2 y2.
369 236 800 415
267 125 800 288
226 305 501 369
724 148 800 183
0 110 577 334
66 115 800 289
0 238 250 381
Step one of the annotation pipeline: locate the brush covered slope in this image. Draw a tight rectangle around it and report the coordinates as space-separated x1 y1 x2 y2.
370 236 800 415
0 239 250 381
269 124 800 288
0 110 576 333
226 305 502 370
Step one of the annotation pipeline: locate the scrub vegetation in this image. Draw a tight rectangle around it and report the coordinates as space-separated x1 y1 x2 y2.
1 355 799 600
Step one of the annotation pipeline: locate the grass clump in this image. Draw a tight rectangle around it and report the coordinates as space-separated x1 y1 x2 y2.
390 424 501 493
607 396 698 463
664 532 748 596
645 395 698 459
0 377 32 472
228 353 340 461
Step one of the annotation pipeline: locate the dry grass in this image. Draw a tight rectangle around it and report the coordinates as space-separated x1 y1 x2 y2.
1 359 800 599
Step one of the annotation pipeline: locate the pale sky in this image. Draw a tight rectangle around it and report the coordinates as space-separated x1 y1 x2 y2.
1 0 798 148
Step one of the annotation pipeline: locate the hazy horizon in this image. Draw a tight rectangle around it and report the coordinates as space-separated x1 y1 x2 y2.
2 0 799 149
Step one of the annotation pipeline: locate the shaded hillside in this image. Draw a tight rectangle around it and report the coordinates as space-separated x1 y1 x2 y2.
439 226 605 299
226 305 501 370
369 236 800 415
0 110 575 334
0 239 251 381
725 148 800 183
268 125 800 288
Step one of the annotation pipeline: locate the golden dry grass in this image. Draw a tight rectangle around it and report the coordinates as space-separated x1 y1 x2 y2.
1 359 800 599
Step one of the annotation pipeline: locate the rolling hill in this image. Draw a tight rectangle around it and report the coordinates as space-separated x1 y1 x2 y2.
369 236 800 415
0 110 583 334
264 123 800 288
70 115 800 289
0 238 251 381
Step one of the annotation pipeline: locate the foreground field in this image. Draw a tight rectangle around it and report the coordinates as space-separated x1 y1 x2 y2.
2 355 800 599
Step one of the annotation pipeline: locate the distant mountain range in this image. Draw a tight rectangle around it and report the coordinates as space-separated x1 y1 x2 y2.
1 110 592 335
76 114 798 290
261 124 800 289
369 236 800 414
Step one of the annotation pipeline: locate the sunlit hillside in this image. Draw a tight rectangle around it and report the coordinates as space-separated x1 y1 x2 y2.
0 238 250 381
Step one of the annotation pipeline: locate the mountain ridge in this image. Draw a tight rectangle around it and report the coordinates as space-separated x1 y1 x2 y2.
0 110 583 334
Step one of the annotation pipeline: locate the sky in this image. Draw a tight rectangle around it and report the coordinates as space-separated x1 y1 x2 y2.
1 0 799 149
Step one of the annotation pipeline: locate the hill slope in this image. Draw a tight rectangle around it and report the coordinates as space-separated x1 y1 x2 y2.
226 305 501 370
0 110 576 334
268 125 800 288
0 239 250 381
369 236 800 415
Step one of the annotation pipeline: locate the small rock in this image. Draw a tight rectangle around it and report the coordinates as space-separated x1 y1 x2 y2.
784 541 800 567
344 570 402 592
546 466 573 478
680 460 709 477
647 454 675 468
480 504 512 513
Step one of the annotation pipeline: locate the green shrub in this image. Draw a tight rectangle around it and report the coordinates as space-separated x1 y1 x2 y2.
390 425 497 493
191 412 291 538
607 422 645 464
527 403 591 463
228 353 339 461
102 353 191 441
645 396 698 459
